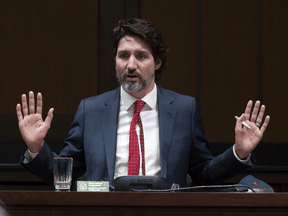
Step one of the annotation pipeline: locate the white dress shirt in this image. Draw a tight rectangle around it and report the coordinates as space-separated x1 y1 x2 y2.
114 83 161 179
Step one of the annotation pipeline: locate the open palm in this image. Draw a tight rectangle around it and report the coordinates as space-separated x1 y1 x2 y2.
16 91 53 153
234 100 270 159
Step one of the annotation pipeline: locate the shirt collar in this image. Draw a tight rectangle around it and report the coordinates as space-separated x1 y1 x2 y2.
120 83 157 111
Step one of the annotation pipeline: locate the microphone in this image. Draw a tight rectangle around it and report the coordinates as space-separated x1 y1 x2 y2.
135 125 142 175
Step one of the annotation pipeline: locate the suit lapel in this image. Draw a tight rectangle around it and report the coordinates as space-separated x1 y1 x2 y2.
157 86 177 180
99 88 120 183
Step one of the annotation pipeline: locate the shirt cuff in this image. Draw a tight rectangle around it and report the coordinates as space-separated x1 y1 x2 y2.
233 144 252 166
23 149 39 164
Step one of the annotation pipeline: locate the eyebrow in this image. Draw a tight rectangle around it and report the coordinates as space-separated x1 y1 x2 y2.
117 50 128 54
117 50 150 54
137 50 149 54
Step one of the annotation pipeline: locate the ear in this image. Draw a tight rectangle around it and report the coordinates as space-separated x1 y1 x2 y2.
155 58 162 70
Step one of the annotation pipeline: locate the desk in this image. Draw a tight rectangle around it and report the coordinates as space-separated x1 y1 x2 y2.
1 191 288 215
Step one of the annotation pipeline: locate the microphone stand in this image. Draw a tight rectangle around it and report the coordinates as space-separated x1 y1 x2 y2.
135 125 142 176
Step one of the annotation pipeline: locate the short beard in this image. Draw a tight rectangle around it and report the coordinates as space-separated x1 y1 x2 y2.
116 70 154 94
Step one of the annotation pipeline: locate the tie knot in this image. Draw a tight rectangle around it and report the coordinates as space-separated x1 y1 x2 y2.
134 100 145 114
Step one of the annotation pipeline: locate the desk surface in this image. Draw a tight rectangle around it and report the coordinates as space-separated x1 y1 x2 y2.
1 191 288 216
0 190 287 206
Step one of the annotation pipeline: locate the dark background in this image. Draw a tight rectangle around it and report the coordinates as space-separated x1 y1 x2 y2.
0 0 287 190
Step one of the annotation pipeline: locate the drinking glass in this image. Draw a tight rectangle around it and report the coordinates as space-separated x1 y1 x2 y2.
53 157 73 192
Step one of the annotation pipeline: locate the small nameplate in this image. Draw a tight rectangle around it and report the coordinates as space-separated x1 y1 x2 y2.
77 181 109 192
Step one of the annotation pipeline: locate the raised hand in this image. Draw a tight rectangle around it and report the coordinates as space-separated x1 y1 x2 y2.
234 100 270 159
16 91 54 153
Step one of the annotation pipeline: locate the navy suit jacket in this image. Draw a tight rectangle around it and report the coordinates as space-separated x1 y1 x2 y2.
20 86 255 188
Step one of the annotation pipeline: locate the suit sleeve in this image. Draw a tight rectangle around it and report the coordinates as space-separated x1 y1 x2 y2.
19 100 87 186
188 98 256 185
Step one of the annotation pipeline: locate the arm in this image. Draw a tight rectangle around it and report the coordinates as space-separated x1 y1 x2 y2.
188 99 260 186
18 92 86 186
17 91 56 185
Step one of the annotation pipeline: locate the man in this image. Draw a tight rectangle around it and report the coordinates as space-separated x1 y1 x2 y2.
17 18 270 188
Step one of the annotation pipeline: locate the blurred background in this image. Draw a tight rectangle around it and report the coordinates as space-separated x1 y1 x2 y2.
0 0 287 191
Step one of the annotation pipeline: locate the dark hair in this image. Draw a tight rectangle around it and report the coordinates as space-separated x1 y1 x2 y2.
112 18 168 81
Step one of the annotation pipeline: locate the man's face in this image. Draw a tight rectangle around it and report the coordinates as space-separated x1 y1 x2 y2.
116 35 161 94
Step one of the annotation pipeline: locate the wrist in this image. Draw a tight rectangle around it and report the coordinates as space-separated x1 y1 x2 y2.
234 145 249 160
28 148 40 154
27 140 44 153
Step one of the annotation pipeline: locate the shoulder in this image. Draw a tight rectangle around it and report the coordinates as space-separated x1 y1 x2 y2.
157 85 196 104
157 86 198 115
84 88 119 103
78 87 120 111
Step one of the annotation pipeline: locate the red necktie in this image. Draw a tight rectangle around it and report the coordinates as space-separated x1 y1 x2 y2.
128 100 146 176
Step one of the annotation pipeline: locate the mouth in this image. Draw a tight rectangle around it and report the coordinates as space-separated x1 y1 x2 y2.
125 74 139 80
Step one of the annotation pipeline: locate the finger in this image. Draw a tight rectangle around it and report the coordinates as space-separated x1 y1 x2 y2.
235 113 245 130
16 104 23 122
244 100 253 121
44 108 54 126
260 115 270 134
250 100 260 122
22 94 28 117
256 104 265 125
29 91 35 114
36 92 43 114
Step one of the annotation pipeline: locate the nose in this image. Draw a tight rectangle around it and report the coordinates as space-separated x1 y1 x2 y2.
127 56 137 71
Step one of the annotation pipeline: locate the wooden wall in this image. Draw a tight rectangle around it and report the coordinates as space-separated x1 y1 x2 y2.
0 0 287 166
262 0 288 143
0 0 99 115
140 0 288 143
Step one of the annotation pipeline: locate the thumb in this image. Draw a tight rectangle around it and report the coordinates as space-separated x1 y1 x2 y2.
44 108 54 126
